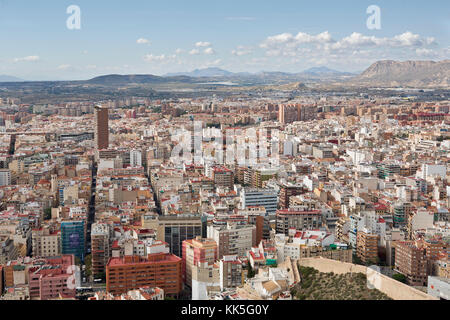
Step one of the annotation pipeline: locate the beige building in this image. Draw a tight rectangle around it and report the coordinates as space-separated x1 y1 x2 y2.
32 225 61 258
207 222 256 259
182 237 217 287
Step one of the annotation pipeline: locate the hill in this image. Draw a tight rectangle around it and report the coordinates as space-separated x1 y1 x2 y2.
291 266 392 300
354 60 450 87
0 75 24 82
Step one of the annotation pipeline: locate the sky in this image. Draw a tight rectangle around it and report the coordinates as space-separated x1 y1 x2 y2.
0 0 448 80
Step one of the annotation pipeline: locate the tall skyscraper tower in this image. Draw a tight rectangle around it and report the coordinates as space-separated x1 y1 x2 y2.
94 105 109 150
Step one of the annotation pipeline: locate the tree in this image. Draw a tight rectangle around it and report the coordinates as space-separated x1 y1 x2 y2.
392 273 407 284
247 264 256 279
44 208 52 220
84 254 92 277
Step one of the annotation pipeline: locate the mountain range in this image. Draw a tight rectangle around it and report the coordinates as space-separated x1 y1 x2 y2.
1 60 448 88
0 75 24 82
163 66 353 78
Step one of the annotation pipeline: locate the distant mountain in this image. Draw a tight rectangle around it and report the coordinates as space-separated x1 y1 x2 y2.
86 74 196 85
303 66 353 76
355 60 450 87
165 68 234 78
0 75 24 82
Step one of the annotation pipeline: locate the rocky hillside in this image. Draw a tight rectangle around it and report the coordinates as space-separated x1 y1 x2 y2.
354 60 450 88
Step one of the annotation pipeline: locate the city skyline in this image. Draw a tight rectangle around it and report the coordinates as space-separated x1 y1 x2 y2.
0 0 449 306
0 0 448 80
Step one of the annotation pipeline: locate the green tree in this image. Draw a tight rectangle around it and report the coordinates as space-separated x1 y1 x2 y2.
84 254 92 277
44 208 52 220
247 264 256 278
392 273 407 284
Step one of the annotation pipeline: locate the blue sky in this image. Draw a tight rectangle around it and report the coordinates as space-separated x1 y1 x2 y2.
0 0 448 80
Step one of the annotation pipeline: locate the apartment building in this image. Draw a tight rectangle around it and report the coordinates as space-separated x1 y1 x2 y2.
0 236 19 265
240 188 278 216
182 237 218 287
106 246 182 296
91 223 111 277
32 225 61 258
27 255 77 300
0 169 11 186
279 184 305 209
211 166 234 189
356 229 379 264
207 222 256 259
220 255 243 290
395 241 428 286
275 209 322 235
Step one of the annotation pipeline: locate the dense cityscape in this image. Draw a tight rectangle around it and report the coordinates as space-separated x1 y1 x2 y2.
0 90 448 301
0 1 448 309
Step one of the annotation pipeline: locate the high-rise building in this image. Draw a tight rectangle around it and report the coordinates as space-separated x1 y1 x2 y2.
182 237 218 287
356 229 379 264
240 188 278 216
0 169 11 186
130 149 142 168
207 222 256 259
395 241 428 286
61 220 85 262
94 105 109 150
142 215 203 258
278 104 301 124
91 223 111 277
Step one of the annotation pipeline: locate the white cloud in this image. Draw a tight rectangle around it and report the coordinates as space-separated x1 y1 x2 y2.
261 30 437 53
255 29 445 72
195 41 212 48
175 48 184 54
189 49 200 55
137 38 150 45
14 55 40 63
260 31 334 49
232 46 252 56
204 47 215 55
331 31 437 50
143 54 176 62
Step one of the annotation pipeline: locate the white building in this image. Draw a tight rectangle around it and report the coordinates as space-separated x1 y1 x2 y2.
240 188 278 216
0 169 11 186
421 164 446 180
130 149 142 168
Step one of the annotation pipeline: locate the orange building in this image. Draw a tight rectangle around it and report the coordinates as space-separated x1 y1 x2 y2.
356 230 379 264
106 252 182 296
